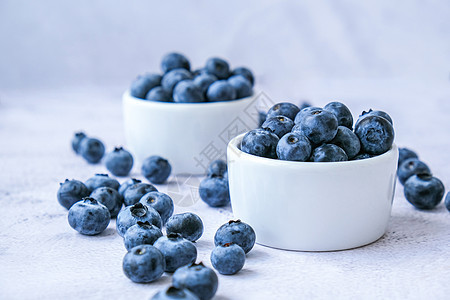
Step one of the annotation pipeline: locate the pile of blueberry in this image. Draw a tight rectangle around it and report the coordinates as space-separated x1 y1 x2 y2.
129 53 254 103
242 101 395 162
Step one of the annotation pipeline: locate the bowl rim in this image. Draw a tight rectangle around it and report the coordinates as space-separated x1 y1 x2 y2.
228 132 398 168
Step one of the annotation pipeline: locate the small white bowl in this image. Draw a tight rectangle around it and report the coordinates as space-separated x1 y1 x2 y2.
123 91 259 174
227 133 398 251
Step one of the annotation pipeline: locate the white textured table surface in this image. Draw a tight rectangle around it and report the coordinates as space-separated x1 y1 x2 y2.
1 80 449 300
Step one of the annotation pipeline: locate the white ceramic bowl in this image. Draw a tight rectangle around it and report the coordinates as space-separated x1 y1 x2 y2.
227 133 398 251
123 91 259 174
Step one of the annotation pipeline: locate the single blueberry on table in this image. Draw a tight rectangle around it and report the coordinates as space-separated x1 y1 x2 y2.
356 109 393 127
205 57 230 79
193 73 217 95
355 115 395 155
118 178 141 196
261 115 294 138
445 192 450 212
398 147 418 167
227 75 253 99
397 158 431 185
130 73 162 99
116 202 162 237
140 191 174 224
211 243 245 275
142 155 172 184
298 108 338 145
323 101 353 129
266 102 300 121
276 132 311 161
161 52 191 73
146 86 172 102
123 244 165 283
90 187 123 218
79 137 105 164
85 174 120 193
241 128 279 159
231 67 254 86
329 126 361 159
173 80 205 103
214 220 256 254
104 147 134 177
152 286 200 300
57 179 90 210
172 262 219 300
123 221 163 251
258 111 267 127
199 176 230 207
294 106 322 124
161 68 193 94
123 182 158 206
312 144 348 162
166 212 204 242
68 197 110 235
207 159 227 177
154 233 197 272
206 80 236 102
403 174 445 210
352 153 373 160
71 132 87 154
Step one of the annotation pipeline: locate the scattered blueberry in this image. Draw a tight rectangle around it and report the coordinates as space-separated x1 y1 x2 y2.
207 160 227 177
161 53 191 73
329 126 361 159
146 86 172 102
266 102 300 121
398 158 431 185
130 73 162 99
261 115 294 138
57 179 90 210
323 101 353 129
240 128 279 159
214 220 256 254
152 286 200 300
173 80 205 103
404 174 445 210
123 244 165 283
445 192 450 212
123 182 158 206
298 108 338 145
312 144 348 162
79 137 105 164
355 115 395 155
199 176 230 207
71 132 87 154
104 147 133 177
154 233 197 272
90 187 123 218
161 68 193 94
398 147 419 167
142 156 172 184
166 212 204 242
140 191 174 224
68 197 110 235
116 203 162 237
123 221 163 251
118 178 142 196
276 132 311 161
227 75 252 99
206 80 236 102
210 243 245 275
193 73 217 95
172 262 219 300
205 57 230 79
231 67 254 86
85 174 120 193
293 106 322 124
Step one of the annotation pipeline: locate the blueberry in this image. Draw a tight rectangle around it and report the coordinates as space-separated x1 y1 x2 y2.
312 144 348 162
161 68 193 94
152 286 200 300
68 197 110 235
323 101 353 129
205 57 230 79
214 220 256 254
231 67 254 86
299 101 312 110
124 221 163 251
356 109 393 127
266 102 300 121
118 178 142 196
79 137 105 164
146 86 172 102
355 115 395 155
227 75 252 99
404 174 445 210
298 108 338 145
85 174 120 192
142 156 172 184
294 106 322 124
276 132 311 161
104 147 133 177
154 233 197 272
207 160 227 177
172 262 218 300
57 179 90 210
116 203 163 237
123 244 165 283
210 243 245 275
166 212 204 242
123 182 158 206
199 176 230 208
261 115 294 138
90 187 123 218
398 147 418 167
206 80 236 102
130 73 162 99
445 192 450 212
398 158 431 185
161 53 191 73
258 111 267 127
329 126 361 159
140 191 174 224
352 153 373 160
71 132 87 154
173 80 205 103
240 128 279 159
193 73 217 95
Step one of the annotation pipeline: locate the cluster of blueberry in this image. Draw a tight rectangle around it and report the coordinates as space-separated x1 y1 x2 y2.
242 101 395 162
130 52 254 103
198 160 230 207
397 148 448 211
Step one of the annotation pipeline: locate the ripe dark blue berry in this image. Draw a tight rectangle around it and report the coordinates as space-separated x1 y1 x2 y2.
298 108 338 145
104 147 133 177
261 115 294 138
71 132 87 154
276 132 311 161
162 68 193 94
124 221 163 251
355 115 394 155
173 80 205 103
214 220 256 254
205 57 230 79
85 174 120 193
130 73 162 99
312 144 348 162
227 75 252 99
329 126 361 159
116 203 163 237
323 101 353 129
123 182 158 206
199 176 230 207
140 191 174 224
398 147 418 167
146 86 172 102
79 137 105 164
206 80 236 102
57 179 90 210
90 187 123 218
118 178 141 196
142 156 172 184
68 197 110 235
123 244 165 283
231 67 254 86
241 128 279 159
193 73 217 95
172 262 218 300
211 243 245 275
161 53 191 73
154 233 197 272
397 158 431 185
207 160 227 177
166 212 204 242
404 174 445 210
266 102 300 121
